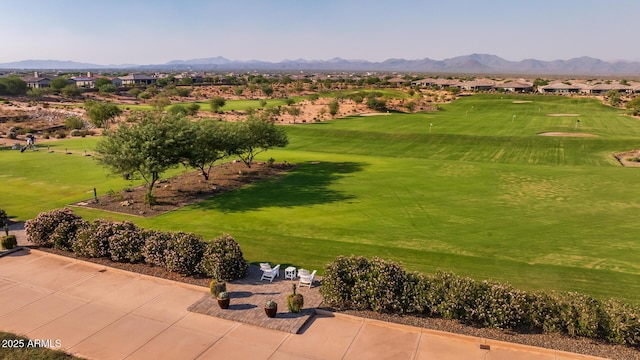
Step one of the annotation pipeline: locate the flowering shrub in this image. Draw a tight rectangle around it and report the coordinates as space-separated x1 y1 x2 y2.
200 234 248 281
164 232 205 275
142 230 172 267
321 255 640 348
107 221 144 263
25 208 84 248
72 219 116 258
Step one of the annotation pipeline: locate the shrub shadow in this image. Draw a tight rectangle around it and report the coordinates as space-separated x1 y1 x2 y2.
192 161 366 212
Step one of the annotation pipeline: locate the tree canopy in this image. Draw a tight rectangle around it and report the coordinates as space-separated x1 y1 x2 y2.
84 100 122 128
182 120 231 180
0 76 27 95
627 96 640 115
95 112 194 204
209 97 226 112
228 117 289 168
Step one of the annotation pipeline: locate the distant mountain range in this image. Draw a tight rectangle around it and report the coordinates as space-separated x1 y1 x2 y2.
2 54 640 75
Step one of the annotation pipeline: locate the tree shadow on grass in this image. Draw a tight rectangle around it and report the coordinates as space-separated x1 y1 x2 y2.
192 161 366 212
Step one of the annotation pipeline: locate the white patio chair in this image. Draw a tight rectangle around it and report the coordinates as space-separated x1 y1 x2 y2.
260 264 280 282
298 268 310 277
299 269 316 288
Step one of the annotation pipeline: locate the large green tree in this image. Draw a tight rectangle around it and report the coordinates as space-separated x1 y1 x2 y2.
50 76 70 92
228 117 289 168
209 97 226 112
627 96 640 115
84 100 122 127
0 76 27 95
183 121 231 180
95 113 194 204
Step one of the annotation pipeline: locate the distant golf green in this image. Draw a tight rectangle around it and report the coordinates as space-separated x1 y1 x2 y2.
3 94 639 303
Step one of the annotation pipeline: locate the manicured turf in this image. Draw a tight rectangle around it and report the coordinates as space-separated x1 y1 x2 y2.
3 94 640 303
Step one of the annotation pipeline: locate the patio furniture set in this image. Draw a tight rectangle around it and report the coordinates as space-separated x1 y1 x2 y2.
259 263 316 288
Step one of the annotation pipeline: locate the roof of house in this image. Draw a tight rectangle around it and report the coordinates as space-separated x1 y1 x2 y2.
461 80 495 87
119 74 156 81
588 83 632 91
540 83 582 90
496 81 533 88
21 76 51 83
411 78 438 84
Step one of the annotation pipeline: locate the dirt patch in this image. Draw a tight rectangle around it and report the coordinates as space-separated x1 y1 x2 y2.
74 161 294 217
512 100 533 104
546 113 580 117
359 112 392 117
614 150 640 167
538 132 597 137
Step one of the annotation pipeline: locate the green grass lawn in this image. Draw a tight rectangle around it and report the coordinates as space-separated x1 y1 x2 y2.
3 94 640 303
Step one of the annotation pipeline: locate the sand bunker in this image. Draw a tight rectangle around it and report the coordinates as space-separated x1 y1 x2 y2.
546 114 580 117
360 112 392 117
538 132 597 137
512 101 533 104
614 150 640 167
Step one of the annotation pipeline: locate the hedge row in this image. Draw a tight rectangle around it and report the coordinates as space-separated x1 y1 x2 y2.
320 255 640 347
25 208 248 280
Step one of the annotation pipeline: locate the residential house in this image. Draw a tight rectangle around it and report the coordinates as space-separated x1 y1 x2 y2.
495 81 534 93
459 80 495 91
386 77 408 87
71 77 96 88
410 78 438 87
538 83 583 94
587 83 633 94
22 72 51 88
117 74 157 86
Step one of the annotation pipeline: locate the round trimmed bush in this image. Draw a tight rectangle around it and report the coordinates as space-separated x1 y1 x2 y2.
200 234 248 281
164 232 205 275
72 219 116 258
25 208 83 248
142 230 172 267
107 221 143 263
1 235 18 250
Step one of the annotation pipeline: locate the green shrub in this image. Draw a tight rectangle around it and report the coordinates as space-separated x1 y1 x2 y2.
49 216 87 250
287 284 304 313
164 232 205 275
65 116 84 130
210 280 226 298
72 219 115 258
200 234 248 281
25 208 82 247
320 255 640 347
1 235 17 250
107 221 143 263
141 230 171 267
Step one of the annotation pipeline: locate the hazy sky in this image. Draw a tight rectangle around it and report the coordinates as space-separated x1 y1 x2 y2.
1 0 638 65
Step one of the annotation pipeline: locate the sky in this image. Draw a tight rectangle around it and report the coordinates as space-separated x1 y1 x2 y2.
1 0 638 65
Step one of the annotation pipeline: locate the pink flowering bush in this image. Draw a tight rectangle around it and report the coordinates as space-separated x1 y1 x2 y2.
164 232 205 275
141 230 172 267
73 219 117 258
25 208 85 249
107 221 144 263
200 234 248 281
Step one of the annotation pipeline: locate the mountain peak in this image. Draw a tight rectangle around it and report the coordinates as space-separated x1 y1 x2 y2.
1 55 639 75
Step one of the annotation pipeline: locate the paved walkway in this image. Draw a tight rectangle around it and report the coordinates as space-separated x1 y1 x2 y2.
0 248 606 360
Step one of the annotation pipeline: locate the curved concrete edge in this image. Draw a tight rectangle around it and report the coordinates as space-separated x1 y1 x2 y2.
0 246 25 258
314 309 607 360
29 248 209 293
